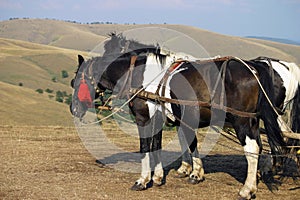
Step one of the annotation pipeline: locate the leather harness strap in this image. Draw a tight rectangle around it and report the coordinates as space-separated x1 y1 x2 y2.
116 55 138 99
129 88 258 118
155 60 187 121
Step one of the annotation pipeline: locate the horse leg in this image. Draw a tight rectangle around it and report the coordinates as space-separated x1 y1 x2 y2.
131 114 153 191
235 118 261 200
177 105 204 183
131 136 152 190
131 109 164 190
176 126 193 178
151 111 164 186
188 132 205 184
178 124 204 184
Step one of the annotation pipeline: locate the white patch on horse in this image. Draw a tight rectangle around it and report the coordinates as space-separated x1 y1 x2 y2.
269 61 299 108
152 162 164 185
143 54 166 118
143 53 183 118
240 136 259 199
136 152 151 187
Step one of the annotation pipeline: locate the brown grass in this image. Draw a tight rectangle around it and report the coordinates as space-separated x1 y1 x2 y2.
1 125 299 200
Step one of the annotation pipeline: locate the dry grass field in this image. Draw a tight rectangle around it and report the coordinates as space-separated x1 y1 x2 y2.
1 125 299 200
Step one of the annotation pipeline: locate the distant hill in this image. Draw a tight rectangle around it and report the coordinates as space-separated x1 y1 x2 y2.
1 19 300 63
246 36 300 46
0 18 300 126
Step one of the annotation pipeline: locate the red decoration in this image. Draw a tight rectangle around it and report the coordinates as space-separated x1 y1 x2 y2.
77 79 92 107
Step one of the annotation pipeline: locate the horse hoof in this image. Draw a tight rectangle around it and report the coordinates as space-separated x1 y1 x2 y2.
95 159 105 167
188 176 205 184
237 194 256 200
174 171 189 178
130 182 146 191
153 181 163 187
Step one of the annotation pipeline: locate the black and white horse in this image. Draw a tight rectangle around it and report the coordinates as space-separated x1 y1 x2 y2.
70 34 291 199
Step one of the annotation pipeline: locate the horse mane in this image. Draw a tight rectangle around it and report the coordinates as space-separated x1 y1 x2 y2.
103 32 159 57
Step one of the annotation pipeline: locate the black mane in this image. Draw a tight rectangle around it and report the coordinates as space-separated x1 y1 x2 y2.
103 32 160 58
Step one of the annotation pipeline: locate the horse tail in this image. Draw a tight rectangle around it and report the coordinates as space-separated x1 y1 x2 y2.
251 62 286 154
289 84 300 148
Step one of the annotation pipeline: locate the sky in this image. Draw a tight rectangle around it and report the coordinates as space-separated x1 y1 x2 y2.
0 0 300 41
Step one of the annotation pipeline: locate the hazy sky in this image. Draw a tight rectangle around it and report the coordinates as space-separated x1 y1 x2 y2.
0 0 299 40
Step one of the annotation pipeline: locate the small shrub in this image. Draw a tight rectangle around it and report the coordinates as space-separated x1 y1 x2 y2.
64 94 72 105
52 77 57 82
36 88 43 94
55 91 63 102
45 88 53 93
61 70 69 78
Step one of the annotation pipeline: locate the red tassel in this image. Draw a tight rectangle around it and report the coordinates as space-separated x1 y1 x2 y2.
78 79 92 107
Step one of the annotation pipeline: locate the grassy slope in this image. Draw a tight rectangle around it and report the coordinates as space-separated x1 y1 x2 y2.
0 38 87 126
0 81 73 126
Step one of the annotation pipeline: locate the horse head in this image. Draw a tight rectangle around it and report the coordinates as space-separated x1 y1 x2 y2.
70 55 102 119
70 33 162 118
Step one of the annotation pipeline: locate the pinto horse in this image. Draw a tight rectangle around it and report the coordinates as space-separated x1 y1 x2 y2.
70 34 287 199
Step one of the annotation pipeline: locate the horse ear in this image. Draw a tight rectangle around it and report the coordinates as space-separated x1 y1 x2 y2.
78 55 84 66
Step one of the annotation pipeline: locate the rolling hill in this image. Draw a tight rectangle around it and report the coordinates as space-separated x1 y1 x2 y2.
1 19 300 63
0 18 299 126
0 37 87 126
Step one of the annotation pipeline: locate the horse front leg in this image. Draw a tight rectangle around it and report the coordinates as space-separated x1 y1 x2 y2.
239 136 259 199
131 122 152 191
188 133 205 184
235 119 261 200
181 125 205 184
151 111 164 186
151 134 164 186
176 126 193 178
131 110 164 190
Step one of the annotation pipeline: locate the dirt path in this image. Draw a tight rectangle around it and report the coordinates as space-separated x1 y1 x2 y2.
0 126 299 199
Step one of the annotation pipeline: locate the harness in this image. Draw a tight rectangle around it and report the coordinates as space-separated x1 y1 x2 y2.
124 55 258 118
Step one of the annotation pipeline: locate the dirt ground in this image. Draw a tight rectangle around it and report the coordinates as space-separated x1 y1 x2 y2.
1 125 299 200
